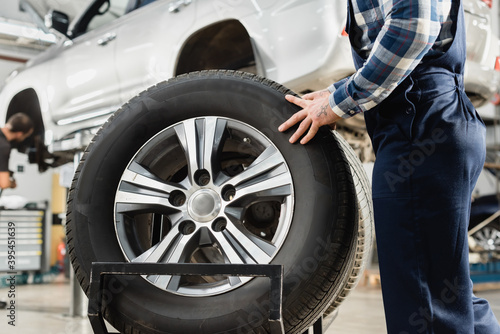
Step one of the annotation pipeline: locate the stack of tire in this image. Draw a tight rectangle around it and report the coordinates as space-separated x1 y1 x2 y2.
66 70 374 334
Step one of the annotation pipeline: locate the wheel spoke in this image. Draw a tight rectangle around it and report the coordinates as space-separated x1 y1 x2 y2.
150 231 199 292
224 207 245 222
155 274 181 292
222 221 275 263
232 170 292 201
220 146 285 187
131 224 184 263
489 228 499 240
486 227 500 249
202 117 227 175
210 230 246 264
228 276 242 286
122 161 187 194
116 162 186 214
174 117 227 183
115 190 179 214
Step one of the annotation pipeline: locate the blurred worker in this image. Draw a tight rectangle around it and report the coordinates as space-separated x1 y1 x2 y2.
0 113 34 189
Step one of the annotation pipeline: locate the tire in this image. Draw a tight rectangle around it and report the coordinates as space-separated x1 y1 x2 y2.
66 70 372 333
322 131 374 329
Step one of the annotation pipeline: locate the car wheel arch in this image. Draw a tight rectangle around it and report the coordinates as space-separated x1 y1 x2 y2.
5 88 56 171
7 88 44 131
6 88 46 147
175 19 260 76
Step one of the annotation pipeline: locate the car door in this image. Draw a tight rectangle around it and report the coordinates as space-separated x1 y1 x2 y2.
48 0 128 126
114 0 197 103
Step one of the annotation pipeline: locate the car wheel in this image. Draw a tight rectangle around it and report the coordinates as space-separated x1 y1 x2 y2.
471 221 500 252
66 70 372 334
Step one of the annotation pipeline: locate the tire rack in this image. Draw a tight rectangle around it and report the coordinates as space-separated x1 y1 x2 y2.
87 262 326 334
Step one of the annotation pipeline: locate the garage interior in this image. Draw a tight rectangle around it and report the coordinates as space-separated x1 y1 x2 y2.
0 0 500 333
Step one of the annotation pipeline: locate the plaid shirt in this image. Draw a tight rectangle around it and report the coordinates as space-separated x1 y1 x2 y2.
329 0 456 118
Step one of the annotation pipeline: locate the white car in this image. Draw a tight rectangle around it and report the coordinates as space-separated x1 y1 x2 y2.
0 0 498 170
0 0 355 169
463 0 500 106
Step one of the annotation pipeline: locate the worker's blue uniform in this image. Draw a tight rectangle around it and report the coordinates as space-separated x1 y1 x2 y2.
346 0 500 332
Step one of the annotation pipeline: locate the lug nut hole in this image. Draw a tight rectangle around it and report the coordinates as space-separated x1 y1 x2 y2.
169 190 186 207
179 221 196 235
222 185 236 201
194 169 211 186
212 218 227 232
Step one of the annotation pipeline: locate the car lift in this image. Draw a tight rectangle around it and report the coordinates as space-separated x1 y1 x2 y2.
87 262 325 334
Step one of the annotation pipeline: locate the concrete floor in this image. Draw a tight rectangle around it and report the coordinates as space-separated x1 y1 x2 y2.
0 274 499 334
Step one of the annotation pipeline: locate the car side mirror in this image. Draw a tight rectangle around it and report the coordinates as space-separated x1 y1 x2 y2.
45 10 70 36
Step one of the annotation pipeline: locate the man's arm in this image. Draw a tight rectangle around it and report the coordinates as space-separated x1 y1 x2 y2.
0 171 15 189
329 0 441 118
280 0 443 143
0 140 13 188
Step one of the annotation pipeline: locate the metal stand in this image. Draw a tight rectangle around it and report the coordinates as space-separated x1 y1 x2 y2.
312 316 323 334
87 262 287 334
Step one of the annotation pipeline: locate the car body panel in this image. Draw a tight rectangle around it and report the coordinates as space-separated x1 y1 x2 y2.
47 26 121 126
114 1 197 103
463 0 500 105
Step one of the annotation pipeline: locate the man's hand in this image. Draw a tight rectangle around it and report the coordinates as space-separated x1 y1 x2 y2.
278 89 341 144
0 172 16 189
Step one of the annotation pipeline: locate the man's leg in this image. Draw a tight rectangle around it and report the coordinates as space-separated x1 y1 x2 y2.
366 84 500 333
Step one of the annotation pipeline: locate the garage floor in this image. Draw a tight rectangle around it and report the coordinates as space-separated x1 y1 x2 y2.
0 274 499 334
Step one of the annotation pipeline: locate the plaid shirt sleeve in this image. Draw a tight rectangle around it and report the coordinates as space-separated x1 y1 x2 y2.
329 0 442 118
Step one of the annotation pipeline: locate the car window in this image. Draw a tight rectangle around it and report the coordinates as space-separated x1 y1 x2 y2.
137 0 157 8
87 0 129 32
125 0 157 14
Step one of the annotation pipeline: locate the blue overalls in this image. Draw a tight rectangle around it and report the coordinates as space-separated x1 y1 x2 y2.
346 0 500 332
